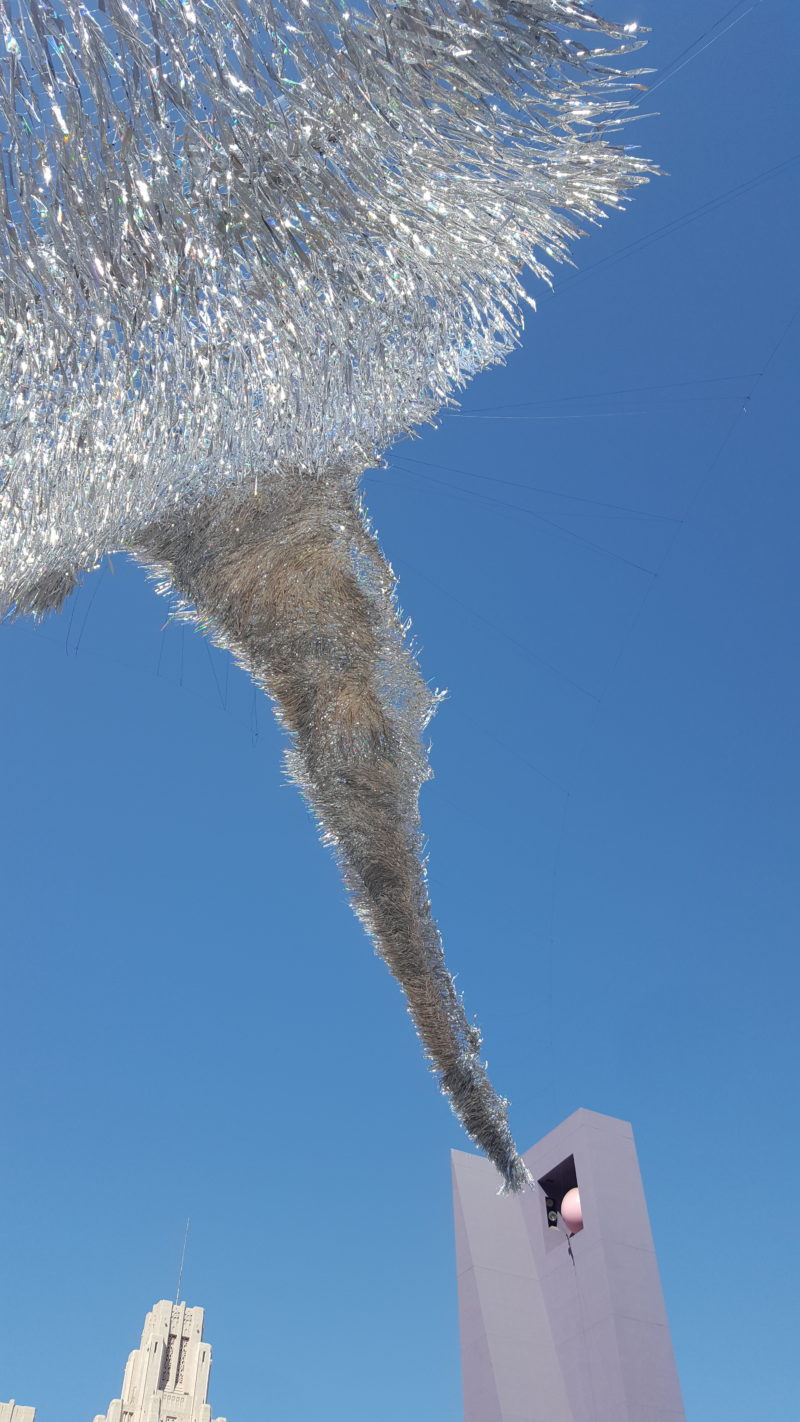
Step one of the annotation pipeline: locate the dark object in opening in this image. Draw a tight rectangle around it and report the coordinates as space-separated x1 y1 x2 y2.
539 1154 579 1228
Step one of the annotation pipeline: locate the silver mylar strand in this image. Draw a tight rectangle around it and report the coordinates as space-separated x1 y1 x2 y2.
0 0 653 1188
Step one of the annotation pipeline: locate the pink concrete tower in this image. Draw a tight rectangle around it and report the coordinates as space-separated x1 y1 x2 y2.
452 1108 685 1422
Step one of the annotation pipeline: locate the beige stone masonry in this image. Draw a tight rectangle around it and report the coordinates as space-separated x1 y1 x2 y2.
93 1301 226 1422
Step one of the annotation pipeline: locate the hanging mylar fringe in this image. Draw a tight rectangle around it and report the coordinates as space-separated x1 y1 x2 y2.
0 0 653 1189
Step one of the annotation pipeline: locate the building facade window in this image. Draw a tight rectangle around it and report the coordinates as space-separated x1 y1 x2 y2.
159 1334 176 1390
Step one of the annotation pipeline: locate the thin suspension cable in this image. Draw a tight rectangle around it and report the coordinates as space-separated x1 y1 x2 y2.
390 478 674 524
390 454 682 522
460 372 761 415
380 465 658 573
553 153 800 294
449 401 746 422
647 2 760 98
460 373 760 415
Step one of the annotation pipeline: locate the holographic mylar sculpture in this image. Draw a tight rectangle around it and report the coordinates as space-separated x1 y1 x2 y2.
0 0 652 1189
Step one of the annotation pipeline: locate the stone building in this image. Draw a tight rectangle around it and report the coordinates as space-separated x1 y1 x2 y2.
0 1404 36 1422
93 1300 226 1422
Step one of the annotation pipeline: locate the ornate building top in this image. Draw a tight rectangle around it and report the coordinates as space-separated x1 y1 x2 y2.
93 1301 226 1422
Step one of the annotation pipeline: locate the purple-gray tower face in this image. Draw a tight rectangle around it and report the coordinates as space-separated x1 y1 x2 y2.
452 1109 685 1422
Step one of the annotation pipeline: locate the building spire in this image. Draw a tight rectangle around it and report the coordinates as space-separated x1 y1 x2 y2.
175 1218 191 1306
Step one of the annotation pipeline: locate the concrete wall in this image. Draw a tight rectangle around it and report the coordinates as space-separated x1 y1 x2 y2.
452 1108 685 1422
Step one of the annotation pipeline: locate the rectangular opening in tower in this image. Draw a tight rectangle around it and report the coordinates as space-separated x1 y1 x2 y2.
538 1154 579 1235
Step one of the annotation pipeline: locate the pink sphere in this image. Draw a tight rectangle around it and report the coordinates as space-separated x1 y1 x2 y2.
560 1187 583 1234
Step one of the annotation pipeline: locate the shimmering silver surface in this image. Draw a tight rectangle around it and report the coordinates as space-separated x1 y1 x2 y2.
0 0 652 1186
1 0 649 608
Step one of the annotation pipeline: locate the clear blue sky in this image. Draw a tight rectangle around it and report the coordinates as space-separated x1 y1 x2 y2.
1 3 798 1418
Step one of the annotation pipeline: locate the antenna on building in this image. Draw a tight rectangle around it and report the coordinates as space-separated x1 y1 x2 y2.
174 1217 190 1305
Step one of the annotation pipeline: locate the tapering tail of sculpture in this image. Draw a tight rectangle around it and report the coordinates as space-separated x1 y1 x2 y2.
136 477 529 1190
